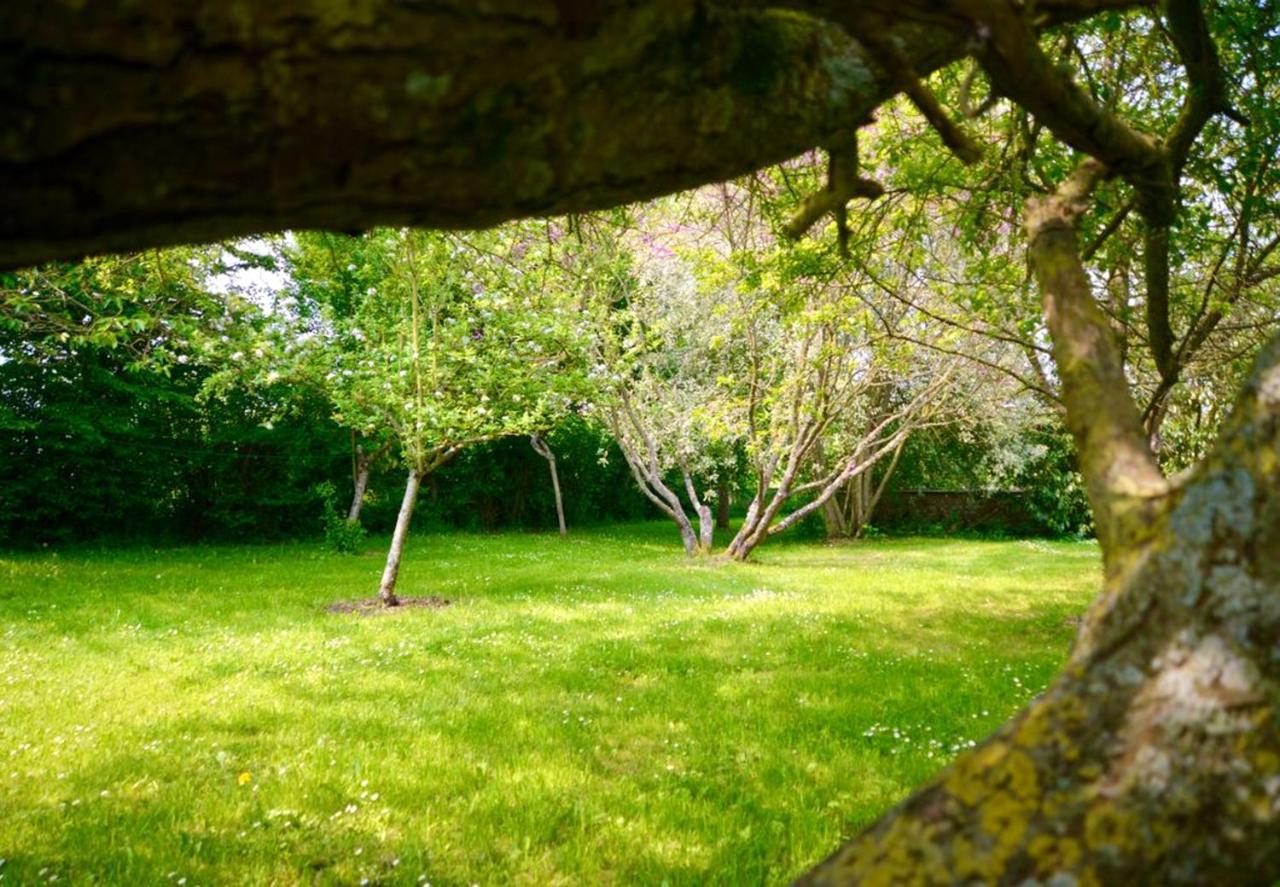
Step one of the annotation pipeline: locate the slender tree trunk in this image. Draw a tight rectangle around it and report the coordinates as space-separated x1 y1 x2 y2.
822 431 905 540
378 469 422 607
696 503 714 551
347 456 372 523
680 463 715 554
820 494 847 539
348 439 391 524
676 520 700 557
530 434 567 537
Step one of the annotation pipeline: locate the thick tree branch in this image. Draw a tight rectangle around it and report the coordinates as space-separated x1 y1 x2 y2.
2 0 1157 269
1025 160 1169 563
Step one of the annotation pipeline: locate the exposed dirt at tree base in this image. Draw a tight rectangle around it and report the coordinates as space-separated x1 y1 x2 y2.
326 596 451 615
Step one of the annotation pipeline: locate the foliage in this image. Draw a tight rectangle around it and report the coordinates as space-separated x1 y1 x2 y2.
1006 427 1095 539
314 480 367 554
0 337 350 545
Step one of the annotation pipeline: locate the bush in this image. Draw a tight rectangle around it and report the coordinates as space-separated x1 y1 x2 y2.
314 481 366 554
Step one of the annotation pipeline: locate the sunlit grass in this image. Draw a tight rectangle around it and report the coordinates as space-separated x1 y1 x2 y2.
0 522 1100 885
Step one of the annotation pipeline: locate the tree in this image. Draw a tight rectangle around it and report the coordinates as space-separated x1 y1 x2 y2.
8 0 1280 879
588 246 735 556
277 232 403 528
0 249 349 543
718 256 958 561
317 227 584 604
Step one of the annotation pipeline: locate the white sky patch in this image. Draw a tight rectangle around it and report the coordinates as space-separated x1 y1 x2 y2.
206 235 294 314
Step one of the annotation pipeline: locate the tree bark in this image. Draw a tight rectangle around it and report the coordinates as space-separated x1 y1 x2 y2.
530 434 567 537
348 439 392 523
377 469 422 606
798 336 1280 885
1 2 973 269
347 457 373 523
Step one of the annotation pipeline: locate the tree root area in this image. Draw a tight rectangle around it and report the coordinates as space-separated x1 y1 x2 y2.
326 596 451 615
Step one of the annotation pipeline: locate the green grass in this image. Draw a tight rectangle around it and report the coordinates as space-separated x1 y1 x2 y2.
0 522 1100 886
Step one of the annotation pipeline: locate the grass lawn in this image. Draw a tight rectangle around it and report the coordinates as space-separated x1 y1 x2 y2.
0 522 1100 886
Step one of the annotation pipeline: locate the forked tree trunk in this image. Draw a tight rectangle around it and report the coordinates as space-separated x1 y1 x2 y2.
820 440 903 540
377 469 422 606
796 162 1280 884
681 463 715 554
728 427 914 561
609 399 710 556
530 434 567 537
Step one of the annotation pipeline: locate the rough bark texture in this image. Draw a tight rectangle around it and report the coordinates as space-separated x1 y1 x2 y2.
1 1 970 269
378 469 422 606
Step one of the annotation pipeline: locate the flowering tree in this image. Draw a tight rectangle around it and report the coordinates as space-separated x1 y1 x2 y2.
321 227 584 604
590 250 738 555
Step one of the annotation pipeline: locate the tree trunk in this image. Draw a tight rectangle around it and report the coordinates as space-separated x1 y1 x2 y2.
827 439 903 540
530 434 567 537
796 162 1280 884
680 464 715 555
715 476 732 530
820 493 848 540
610 401 707 556
347 457 372 523
696 502 714 551
377 469 422 607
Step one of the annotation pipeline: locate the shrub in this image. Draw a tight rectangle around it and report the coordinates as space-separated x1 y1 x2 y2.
314 481 366 554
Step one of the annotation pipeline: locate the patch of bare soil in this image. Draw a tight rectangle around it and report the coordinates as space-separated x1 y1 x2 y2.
326 596 451 615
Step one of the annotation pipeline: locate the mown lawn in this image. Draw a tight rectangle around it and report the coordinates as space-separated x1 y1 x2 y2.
0 523 1100 886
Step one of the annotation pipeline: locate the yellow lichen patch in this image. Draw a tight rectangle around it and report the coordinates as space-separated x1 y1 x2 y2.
979 788 1032 859
1084 802 1137 853
1003 749 1040 802
852 813 949 887
1028 834 1082 871
1077 761 1103 781
1014 703 1052 747
945 740 1010 807
950 833 1006 883
1016 693 1087 763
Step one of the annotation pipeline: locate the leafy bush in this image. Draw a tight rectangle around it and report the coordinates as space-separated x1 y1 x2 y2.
314 481 366 554
1009 429 1094 539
